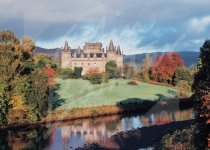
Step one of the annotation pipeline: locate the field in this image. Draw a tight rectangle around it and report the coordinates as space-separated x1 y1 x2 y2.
52 78 176 110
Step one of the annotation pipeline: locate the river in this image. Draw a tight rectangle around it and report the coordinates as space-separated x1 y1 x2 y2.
0 108 193 150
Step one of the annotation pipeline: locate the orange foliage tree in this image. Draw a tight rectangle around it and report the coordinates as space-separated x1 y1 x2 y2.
151 52 184 84
43 67 56 88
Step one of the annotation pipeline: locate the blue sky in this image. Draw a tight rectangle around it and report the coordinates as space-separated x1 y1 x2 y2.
0 0 210 54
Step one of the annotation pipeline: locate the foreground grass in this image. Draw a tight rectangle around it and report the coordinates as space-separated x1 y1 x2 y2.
52 78 176 110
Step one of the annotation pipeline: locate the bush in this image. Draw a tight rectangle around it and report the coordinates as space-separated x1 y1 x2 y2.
176 80 191 98
59 68 74 79
127 81 138 85
88 73 103 84
83 72 109 84
174 67 195 86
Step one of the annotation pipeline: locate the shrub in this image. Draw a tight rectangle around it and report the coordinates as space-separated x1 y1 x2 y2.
160 126 195 150
88 73 103 84
59 68 74 79
176 80 191 98
174 66 195 86
127 81 138 85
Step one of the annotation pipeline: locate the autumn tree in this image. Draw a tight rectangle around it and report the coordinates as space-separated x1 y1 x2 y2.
138 54 152 81
0 30 50 123
151 52 184 84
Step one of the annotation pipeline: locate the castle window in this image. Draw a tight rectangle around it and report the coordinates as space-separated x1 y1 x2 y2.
75 63 76 65
88 63 90 65
82 63 83 65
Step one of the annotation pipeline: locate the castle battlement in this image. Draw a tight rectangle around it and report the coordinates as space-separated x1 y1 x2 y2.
61 40 123 75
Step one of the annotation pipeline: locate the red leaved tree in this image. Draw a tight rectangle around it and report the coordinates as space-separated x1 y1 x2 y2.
43 67 56 88
151 52 184 84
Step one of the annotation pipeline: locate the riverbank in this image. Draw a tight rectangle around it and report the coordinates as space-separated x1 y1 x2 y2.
77 119 195 150
0 98 193 131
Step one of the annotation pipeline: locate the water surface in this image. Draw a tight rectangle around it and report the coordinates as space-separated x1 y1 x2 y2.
0 108 193 150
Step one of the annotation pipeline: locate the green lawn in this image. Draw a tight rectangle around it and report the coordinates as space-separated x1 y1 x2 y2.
52 78 176 110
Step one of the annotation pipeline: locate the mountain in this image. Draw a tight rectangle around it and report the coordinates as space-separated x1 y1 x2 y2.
124 51 199 67
34 46 199 67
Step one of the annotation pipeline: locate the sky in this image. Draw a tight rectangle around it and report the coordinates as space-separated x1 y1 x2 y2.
0 0 210 54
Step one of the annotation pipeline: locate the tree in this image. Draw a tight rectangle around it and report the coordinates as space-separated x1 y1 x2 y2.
43 67 56 88
138 54 151 81
192 40 210 149
192 40 210 121
176 80 191 98
0 30 50 123
123 63 136 79
105 60 119 78
74 67 83 78
34 54 58 69
0 31 20 123
174 66 196 86
151 52 184 84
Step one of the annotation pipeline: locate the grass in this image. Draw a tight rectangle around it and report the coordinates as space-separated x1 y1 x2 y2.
52 78 176 110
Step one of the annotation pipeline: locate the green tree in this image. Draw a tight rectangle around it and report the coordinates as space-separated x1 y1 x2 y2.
105 60 119 78
74 67 83 78
174 66 196 86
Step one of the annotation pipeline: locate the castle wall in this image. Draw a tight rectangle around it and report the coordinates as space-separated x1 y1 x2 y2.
71 58 106 75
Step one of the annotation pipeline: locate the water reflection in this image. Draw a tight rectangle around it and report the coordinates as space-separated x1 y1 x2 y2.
0 108 193 150
47 108 193 149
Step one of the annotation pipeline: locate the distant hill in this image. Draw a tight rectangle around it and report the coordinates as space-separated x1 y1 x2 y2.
35 46 199 67
124 51 199 67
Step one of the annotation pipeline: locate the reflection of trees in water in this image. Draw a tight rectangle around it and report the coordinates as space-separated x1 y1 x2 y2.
0 127 53 150
0 109 193 149
140 109 193 127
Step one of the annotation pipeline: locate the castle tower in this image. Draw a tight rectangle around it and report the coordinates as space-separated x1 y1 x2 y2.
61 41 71 68
116 45 123 68
107 40 117 62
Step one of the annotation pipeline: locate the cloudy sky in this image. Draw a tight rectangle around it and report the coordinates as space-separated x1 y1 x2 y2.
1 0 210 54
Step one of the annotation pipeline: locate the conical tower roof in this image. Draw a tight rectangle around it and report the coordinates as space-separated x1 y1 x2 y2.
116 45 121 55
63 41 70 52
108 40 115 51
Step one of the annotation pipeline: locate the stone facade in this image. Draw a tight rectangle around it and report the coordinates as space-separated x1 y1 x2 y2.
60 40 123 75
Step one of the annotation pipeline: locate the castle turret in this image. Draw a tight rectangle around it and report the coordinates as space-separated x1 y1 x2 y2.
61 41 71 68
116 45 121 55
108 40 115 51
107 40 117 62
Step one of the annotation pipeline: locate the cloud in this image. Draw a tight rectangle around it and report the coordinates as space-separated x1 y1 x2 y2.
188 16 210 33
1 0 210 54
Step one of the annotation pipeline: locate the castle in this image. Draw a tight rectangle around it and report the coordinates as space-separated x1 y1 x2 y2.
60 40 123 75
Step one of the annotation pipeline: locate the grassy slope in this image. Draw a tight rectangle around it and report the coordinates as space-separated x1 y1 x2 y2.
52 78 176 110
